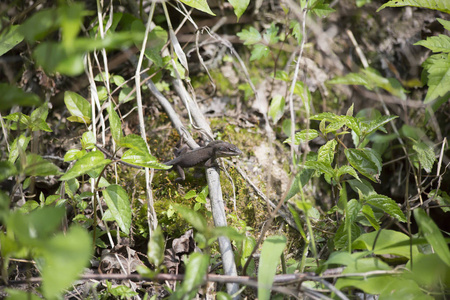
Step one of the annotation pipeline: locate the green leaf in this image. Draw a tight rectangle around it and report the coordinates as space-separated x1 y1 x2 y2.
345 148 382 183
237 27 262 45
60 151 111 181
4 289 41 300
19 8 59 42
7 206 66 247
414 208 450 267
422 53 450 102
363 115 398 136
310 3 336 17
285 129 318 145
0 161 17 182
64 91 92 124
335 257 396 295
147 226 165 267
0 25 24 56
212 226 245 242
318 139 337 165
415 34 450 53
250 43 270 61
347 178 376 196
0 83 41 110
258 235 287 300
178 0 216 15
23 154 61 177
107 103 123 143
285 168 314 201
41 226 92 299
117 134 147 151
361 205 380 230
337 165 360 182
173 204 208 233
263 23 279 45
121 149 170 169
377 0 450 14
364 193 406 222
334 222 361 250
352 230 417 258
412 142 435 173
9 134 30 163
438 18 450 31
325 251 357 266
216 292 232 300
329 68 407 100
430 190 450 213
81 131 96 150
176 253 210 299
102 185 132 235
228 0 250 20
304 161 335 178
268 95 285 124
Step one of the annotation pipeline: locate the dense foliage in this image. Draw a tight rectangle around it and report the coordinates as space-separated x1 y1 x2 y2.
1 0 449 299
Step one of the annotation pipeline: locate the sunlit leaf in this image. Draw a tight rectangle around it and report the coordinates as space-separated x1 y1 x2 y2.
102 185 132 235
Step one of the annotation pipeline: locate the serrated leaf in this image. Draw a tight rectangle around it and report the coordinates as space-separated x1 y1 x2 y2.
311 3 336 17
342 115 361 137
102 185 131 234
228 0 250 20
364 194 406 222
345 148 382 183
237 27 261 45
377 0 450 14
318 139 337 165
437 18 450 31
337 165 360 181
60 151 111 181
363 115 398 136
304 161 335 178
179 0 215 15
285 129 318 145
250 43 269 61
412 142 435 173
263 23 279 45
268 95 285 124
415 34 450 53
423 53 450 103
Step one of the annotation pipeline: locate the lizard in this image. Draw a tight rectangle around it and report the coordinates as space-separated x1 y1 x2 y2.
95 140 242 182
164 140 242 181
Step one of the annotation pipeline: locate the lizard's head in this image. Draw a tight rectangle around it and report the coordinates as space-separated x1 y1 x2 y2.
211 141 243 158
